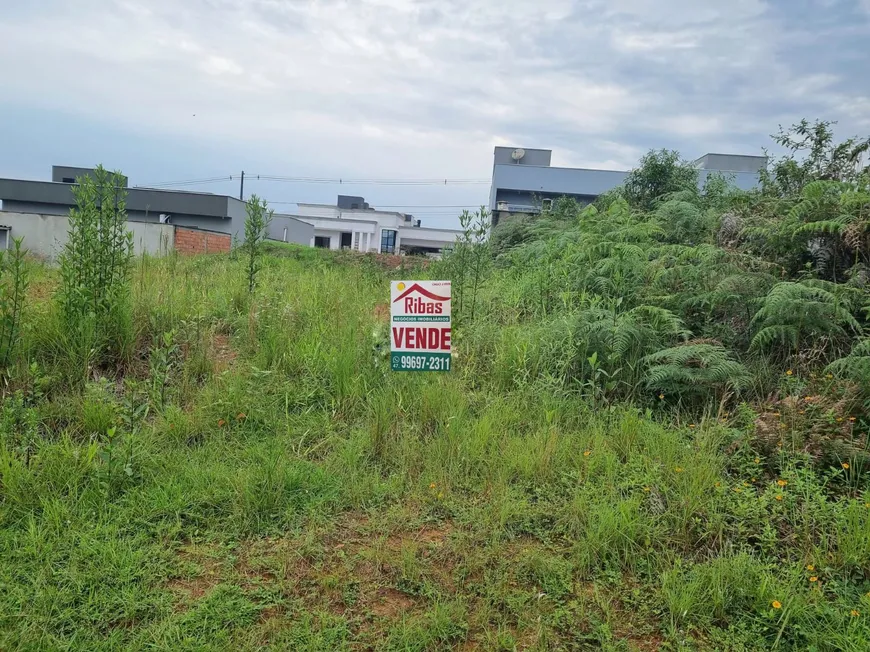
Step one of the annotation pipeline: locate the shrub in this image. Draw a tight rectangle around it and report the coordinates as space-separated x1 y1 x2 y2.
0 238 29 372
243 195 273 293
57 165 133 368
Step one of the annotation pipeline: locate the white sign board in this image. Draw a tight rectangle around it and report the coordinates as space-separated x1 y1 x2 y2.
390 280 452 372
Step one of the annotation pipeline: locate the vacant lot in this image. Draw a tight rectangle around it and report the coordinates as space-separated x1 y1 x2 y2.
0 241 867 651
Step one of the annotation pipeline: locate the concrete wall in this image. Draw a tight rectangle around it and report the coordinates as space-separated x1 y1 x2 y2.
694 153 767 173
493 147 552 167
267 215 314 246
51 166 128 186
0 211 174 260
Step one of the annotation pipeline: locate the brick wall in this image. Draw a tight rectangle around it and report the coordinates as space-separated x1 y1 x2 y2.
174 227 232 255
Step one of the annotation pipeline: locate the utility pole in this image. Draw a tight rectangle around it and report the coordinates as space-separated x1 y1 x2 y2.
239 171 245 201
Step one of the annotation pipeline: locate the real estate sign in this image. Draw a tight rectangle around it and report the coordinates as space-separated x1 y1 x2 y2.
390 280 451 372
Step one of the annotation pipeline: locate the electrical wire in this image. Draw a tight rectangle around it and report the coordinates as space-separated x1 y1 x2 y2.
135 176 235 189
248 174 489 186
263 200 481 208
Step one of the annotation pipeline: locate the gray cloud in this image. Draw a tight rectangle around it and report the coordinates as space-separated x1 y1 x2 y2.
0 0 868 226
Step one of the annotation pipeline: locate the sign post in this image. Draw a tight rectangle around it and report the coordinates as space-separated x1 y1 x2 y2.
390 280 452 372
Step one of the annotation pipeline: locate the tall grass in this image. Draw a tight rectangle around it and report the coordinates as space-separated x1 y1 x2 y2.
1 246 869 649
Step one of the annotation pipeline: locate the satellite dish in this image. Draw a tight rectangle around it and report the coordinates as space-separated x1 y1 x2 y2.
511 148 526 162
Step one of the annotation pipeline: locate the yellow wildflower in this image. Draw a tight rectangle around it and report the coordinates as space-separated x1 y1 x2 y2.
842 462 850 470
583 450 591 457
659 393 664 400
851 609 860 617
772 600 782 609
786 370 793 376
809 576 818 582
777 479 788 487
775 495 784 501
806 564 815 571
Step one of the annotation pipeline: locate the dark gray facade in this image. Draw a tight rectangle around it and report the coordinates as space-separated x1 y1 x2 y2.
0 167 249 240
51 165 128 186
336 195 371 210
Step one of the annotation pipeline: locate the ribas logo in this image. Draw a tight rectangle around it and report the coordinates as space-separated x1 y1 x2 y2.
392 283 449 314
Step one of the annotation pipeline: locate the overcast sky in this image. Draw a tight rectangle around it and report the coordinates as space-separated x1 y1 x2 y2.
1 0 869 228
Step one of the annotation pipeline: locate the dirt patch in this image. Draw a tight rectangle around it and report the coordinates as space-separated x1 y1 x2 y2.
258 605 285 623
386 525 452 551
626 634 664 651
373 303 390 323
166 544 225 603
370 587 416 617
212 333 238 373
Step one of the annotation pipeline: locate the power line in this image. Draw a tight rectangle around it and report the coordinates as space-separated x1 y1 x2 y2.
263 200 481 208
248 174 490 186
135 175 234 189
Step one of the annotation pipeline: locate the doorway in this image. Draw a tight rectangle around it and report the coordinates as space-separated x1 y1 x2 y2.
340 232 353 249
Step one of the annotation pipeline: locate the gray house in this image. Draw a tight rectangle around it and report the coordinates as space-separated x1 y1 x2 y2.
0 165 312 247
489 147 768 225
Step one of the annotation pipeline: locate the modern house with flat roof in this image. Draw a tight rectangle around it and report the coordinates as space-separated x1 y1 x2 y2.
0 165 313 249
290 195 463 257
489 147 768 225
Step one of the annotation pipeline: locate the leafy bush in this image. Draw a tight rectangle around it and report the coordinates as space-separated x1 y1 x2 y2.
57 165 133 368
0 238 29 372
243 194 272 293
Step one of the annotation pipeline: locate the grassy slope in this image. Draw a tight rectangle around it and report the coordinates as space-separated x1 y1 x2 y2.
1 248 869 651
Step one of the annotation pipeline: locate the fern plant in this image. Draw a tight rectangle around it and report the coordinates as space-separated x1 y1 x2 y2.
750 280 861 361
643 342 751 401
827 338 870 395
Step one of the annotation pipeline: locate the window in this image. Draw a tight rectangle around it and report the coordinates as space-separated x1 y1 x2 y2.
380 229 397 254
314 236 331 249
62 177 75 183
541 198 553 212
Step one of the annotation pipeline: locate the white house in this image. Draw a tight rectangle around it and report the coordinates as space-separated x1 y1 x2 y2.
286 195 463 257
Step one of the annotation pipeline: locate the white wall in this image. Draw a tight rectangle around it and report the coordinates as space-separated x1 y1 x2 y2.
0 211 174 260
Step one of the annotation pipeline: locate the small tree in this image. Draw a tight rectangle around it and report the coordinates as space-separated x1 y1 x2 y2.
244 195 273 293
761 119 870 197
0 237 29 372
622 149 699 211
58 166 133 363
442 207 490 324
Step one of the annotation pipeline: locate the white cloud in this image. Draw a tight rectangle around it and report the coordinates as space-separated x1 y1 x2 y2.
0 0 867 194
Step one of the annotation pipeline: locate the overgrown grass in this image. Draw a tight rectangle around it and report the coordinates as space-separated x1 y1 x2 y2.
1 248 869 650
